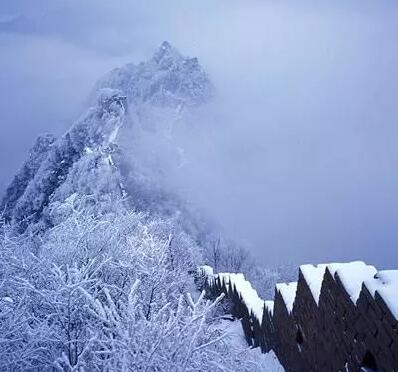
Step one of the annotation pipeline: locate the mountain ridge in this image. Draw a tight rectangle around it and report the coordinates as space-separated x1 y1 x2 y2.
1 42 212 233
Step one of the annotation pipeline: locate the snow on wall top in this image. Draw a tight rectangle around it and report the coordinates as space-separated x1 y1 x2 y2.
200 261 398 347
332 261 377 303
264 300 275 316
300 261 377 304
226 273 264 321
300 264 327 304
204 270 266 322
276 282 298 313
364 270 398 320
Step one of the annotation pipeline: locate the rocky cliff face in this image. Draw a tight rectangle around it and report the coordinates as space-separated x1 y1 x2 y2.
1 42 212 232
1 134 56 222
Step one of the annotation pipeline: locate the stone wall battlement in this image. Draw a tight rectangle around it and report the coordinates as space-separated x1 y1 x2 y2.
198 261 398 371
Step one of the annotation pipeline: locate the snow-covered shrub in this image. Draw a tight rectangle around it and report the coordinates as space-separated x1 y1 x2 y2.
0 195 264 371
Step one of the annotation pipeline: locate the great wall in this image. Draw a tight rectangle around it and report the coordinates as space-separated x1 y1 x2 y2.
197 262 398 371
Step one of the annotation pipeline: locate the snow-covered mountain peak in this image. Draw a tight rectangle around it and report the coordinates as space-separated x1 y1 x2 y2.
152 41 183 68
1 43 212 232
95 42 212 109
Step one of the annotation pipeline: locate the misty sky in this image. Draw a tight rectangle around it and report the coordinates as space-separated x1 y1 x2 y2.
1 1 398 268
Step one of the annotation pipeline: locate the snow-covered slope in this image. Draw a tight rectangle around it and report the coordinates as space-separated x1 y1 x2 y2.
216 320 284 371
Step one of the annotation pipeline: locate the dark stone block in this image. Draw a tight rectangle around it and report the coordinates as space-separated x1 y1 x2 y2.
375 292 398 327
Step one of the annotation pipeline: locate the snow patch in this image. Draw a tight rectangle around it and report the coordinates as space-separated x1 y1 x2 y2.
216 319 284 371
300 264 327 304
107 155 114 167
276 282 297 313
108 124 120 144
364 270 398 320
264 300 274 316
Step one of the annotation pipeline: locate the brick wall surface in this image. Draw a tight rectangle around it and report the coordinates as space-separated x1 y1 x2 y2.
260 304 275 353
